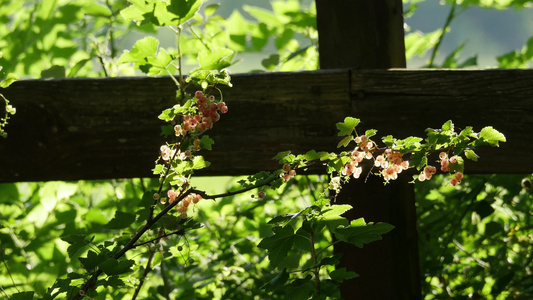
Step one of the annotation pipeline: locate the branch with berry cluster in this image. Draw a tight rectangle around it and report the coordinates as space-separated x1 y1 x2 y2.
267 117 505 196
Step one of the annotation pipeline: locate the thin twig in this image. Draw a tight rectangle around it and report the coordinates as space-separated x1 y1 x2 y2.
0 246 19 293
310 230 320 297
428 1 457 67
133 229 185 248
132 229 165 300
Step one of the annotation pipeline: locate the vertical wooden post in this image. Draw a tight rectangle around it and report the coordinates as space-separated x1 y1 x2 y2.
316 1 421 299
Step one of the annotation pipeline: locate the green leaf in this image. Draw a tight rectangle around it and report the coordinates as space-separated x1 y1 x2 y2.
441 120 454 132
192 155 210 170
165 0 202 24
101 276 125 288
105 211 136 229
464 149 479 161
337 135 353 148
272 151 291 164
260 268 289 291
261 54 280 71
474 200 495 219
257 225 296 267
120 0 155 24
303 150 329 162
293 226 312 252
10 291 34 300
243 5 282 27
364 129 377 138
158 215 181 230
330 267 359 282
321 205 351 231
79 250 108 270
318 254 342 267
198 48 235 70
449 155 464 173
382 135 395 147
204 3 220 17
118 36 158 65
336 117 360 136
285 276 315 299
334 218 394 248
99 258 135 276
200 135 214 150
41 65 66 78
84 3 112 17
0 73 19 88
153 164 165 175
479 126 506 146
67 58 91 77
60 234 89 258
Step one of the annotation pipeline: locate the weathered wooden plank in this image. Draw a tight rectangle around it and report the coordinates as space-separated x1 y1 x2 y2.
1 69 532 182
316 1 420 299
316 0 406 69
0 70 351 182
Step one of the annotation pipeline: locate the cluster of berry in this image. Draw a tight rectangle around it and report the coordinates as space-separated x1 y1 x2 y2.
281 164 297 182
376 148 410 181
160 145 176 161
342 135 410 182
174 91 228 136
436 152 463 186
418 165 437 181
165 190 202 219
329 176 341 191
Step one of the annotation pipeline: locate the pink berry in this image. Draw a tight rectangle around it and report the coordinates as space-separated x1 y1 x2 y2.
418 173 426 182
439 152 447 160
195 91 203 99
167 190 178 203
440 159 450 172
424 165 437 175
450 178 458 186
282 174 291 182
450 156 457 164
220 105 228 114
455 172 464 181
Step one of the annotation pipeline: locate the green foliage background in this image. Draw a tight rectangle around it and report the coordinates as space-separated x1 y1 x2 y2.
1 0 532 299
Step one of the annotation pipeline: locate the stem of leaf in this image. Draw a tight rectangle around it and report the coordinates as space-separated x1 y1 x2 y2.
428 1 457 67
131 249 156 300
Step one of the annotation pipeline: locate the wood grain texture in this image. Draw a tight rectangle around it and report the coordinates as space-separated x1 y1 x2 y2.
316 2 420 299
316 0 406 69
0 69 531 182
0 70 350 182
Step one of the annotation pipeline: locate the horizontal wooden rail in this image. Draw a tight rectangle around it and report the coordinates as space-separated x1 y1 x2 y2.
1 69 531 182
